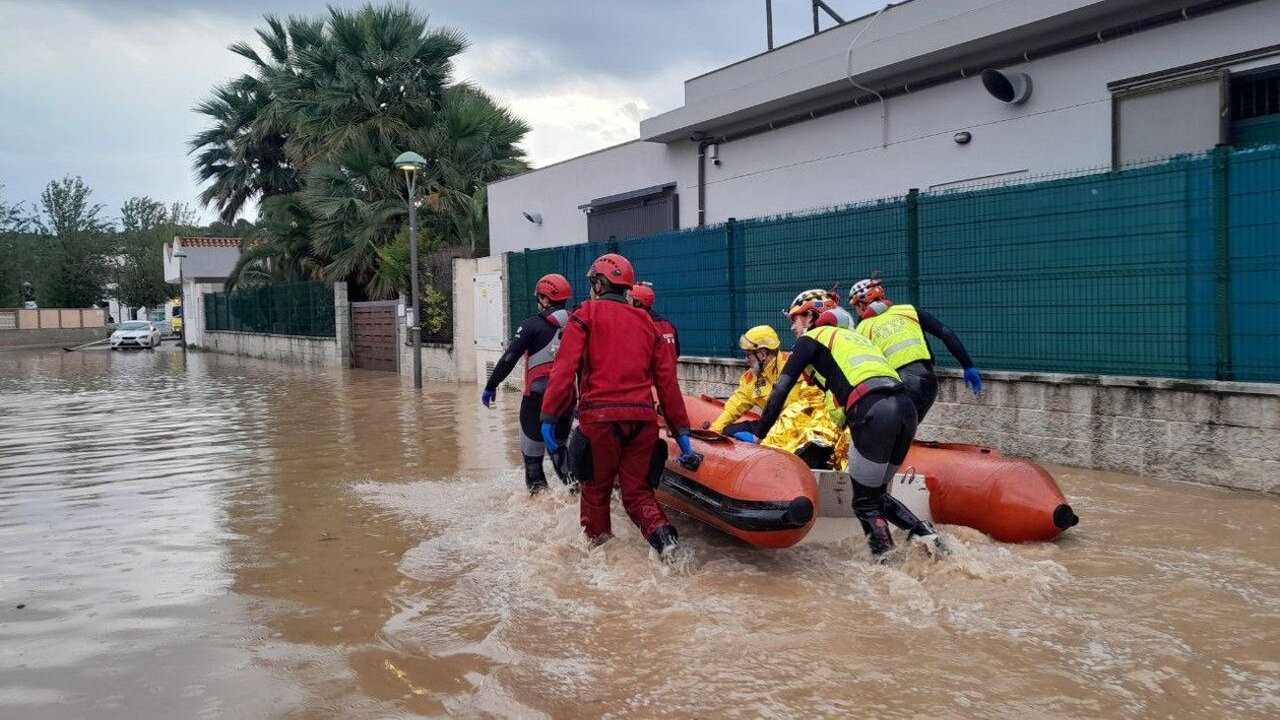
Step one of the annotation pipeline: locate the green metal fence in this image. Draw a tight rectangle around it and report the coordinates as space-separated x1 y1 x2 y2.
506 145 1280 383
205 281 335 338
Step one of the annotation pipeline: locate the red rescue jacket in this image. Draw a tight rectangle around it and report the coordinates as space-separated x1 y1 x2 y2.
649 311 680 363
541 293 691 431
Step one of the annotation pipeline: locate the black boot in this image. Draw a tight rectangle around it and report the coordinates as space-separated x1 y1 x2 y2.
884 495 950 557
852 481 896 559
646 524 679 562
857 515 896 558
523 454 549 495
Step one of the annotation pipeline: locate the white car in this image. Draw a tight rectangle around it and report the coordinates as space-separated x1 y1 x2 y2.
110 321 163 350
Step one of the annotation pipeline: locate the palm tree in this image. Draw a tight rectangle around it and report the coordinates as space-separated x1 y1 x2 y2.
194 3 530 295
189 15 324 222
270 4 466 167
190 76 300 223
224 193 320 291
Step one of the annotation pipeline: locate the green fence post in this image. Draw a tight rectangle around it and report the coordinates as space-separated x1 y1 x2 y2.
1212 144 1233 381
906 188 920 306
726 217 738 356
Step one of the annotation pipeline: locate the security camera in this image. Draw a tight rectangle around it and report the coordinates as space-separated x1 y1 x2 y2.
522 211 543 225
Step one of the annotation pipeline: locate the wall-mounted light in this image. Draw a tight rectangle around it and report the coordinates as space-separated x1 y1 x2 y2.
522 211 543 225
708 143 720 166
954 131 972 145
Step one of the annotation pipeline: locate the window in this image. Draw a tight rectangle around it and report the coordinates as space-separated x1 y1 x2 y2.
1229 68 1280 147
579 183 679 243
1112 73 1225 166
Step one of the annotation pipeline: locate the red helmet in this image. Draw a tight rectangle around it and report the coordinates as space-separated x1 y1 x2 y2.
848 277 886 307
629 282 655 309
587 253 635 287
534 273 572 303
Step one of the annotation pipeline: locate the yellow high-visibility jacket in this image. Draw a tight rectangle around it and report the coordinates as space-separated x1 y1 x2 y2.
709 352 826 432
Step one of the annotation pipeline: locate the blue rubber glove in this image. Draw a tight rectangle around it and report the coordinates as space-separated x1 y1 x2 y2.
481 388 496 407
675 433 693 462
541 422 559 454
963 367 983 395
733 431 758 444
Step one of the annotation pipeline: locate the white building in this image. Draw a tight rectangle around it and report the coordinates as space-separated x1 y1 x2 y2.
162 236 241 347
488 0 1280 255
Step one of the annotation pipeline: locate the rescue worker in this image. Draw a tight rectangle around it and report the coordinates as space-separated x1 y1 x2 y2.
746 288 947 560
849 277 982 421
629 282 679 361
705 325 837 467
540 254 695 560
481 273 575 495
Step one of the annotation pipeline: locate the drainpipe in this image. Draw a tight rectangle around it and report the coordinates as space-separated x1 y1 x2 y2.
696 138 712 227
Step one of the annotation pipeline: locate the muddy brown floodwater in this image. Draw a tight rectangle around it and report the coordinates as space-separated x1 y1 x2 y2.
1 347 1277 719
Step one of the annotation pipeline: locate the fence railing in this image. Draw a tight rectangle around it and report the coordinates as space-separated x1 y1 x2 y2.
204 281 335 338
506 145 1280 383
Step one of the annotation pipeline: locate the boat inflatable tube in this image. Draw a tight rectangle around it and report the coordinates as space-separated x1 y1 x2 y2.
904 442 1078 543
657 431 818 549
683 394 1078 544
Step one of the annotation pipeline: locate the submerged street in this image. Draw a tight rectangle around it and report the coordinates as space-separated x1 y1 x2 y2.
1 348 1277 719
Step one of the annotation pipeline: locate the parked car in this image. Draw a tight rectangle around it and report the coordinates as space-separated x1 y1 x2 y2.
110 321 163 350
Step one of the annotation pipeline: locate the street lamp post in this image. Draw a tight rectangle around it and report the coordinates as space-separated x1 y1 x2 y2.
395 151 428 389
172 249 188 353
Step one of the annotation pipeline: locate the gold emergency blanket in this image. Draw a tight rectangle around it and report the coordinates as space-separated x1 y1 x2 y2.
760 400 845 467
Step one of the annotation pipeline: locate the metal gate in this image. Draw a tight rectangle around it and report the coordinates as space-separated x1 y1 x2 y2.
351 301 398 372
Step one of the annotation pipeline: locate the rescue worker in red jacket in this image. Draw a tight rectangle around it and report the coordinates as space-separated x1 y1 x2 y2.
747 289 948 560
629 282 680 361
849 276 982 421
482 274 575 494
540 254 695 560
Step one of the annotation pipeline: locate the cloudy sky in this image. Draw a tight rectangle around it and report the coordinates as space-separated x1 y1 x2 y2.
0 0 884 221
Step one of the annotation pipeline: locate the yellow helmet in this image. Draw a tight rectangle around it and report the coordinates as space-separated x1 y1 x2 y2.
739 325 781 351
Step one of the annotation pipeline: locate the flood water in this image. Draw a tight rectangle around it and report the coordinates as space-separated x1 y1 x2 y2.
1 347 1278 719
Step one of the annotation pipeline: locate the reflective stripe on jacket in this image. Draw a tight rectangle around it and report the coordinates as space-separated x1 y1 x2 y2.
803 325 900 394
854 303 932 369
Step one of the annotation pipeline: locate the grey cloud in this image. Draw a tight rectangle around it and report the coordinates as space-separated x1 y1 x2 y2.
6 0 884 216
52 0 885 81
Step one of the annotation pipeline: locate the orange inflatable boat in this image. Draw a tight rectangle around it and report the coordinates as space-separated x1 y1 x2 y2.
657 430 818 549
668 395 1077 545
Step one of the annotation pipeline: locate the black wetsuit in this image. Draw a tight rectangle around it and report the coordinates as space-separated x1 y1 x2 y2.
757 329 933 556
896 308 975 421
485 306 574 491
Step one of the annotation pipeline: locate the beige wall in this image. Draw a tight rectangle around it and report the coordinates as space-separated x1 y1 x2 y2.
203 331 338 366
0 308 105 330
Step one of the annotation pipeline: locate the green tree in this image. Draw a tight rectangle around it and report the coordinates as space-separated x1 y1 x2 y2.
190 3 529 305
0 185 42 306
115 197 191 309
224 193 319 291
40 176 113 308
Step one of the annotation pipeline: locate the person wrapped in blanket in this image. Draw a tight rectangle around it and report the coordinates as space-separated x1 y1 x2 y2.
706 323 844 469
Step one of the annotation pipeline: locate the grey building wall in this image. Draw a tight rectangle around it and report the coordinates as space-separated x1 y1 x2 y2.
488 0 1280 256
